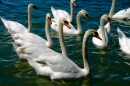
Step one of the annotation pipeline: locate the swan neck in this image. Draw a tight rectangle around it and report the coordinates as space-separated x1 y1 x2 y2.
59 21 68 57
82 31 90 71
76 12 82 34
70 1 74 23
28 5 32 32
45 17 53 47
100 18 106 45
109 0 115 17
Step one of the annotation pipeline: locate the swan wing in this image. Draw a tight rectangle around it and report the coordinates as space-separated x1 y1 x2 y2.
112 8 130 20
17 42 80 73
1 17 27 33
117 27 130 54
13 33 47 46
51 6 71 22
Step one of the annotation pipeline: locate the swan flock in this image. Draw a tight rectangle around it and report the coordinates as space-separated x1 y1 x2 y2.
1 0 130 82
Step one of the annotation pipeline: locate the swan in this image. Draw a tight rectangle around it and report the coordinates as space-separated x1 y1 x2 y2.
9 13 54 48
92 14 112 48
51 10 89 35
1 3 38 33
104 0 115 33
12 19 71 59
16 28 102 80
51 0 76 23
117 27 130 54
109 0 130 20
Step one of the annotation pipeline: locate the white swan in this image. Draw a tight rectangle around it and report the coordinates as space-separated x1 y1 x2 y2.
17 28 102 80
51 10 89 35
92 14 112 48
10 13 53 48
12 19 71 59
104 0 115 33
51 0 76 23
1 3 37 33
117 27 130 54
110 0 130 20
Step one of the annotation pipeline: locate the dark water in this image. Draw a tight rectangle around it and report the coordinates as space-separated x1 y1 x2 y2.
0 0 130 86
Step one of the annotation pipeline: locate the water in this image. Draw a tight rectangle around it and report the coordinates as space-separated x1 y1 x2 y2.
0 0 130 86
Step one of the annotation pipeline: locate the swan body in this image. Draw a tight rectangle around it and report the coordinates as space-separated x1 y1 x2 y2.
16 28 102 80
51 0 76 23
13 19 71 59
11 13 54 48
117 27 130 54
51 10 89 35
92 14 112 48
112 8 130 20
1 3 37 33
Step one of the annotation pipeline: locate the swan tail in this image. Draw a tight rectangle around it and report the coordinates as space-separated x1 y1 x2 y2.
51 6 56 18
117 27 126 39
1 17 9 31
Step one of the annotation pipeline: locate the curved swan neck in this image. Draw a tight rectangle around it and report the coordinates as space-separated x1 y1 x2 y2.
28 5 32 32
45 16 53 48
100 17 107 45
76 11 82 34
109 0 115 17
82 31 90 71
59 21 68 57
70 1 74 23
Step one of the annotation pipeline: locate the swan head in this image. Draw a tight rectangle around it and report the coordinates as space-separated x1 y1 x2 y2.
60 18 71 29
0 1 3 4
79 10 89 20
71 0 76 6
88 29 102 40
101 14 112 24
46 13 52 24
28 3 38 10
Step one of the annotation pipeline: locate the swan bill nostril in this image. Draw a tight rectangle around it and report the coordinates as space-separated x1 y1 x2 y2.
73 1 76 6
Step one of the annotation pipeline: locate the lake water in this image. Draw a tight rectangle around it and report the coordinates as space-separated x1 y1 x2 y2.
0 0 130 86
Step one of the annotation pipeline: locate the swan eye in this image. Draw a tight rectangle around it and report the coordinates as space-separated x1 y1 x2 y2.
72 1 76 6
63 20 68 25
63 20 71 29
33 5 38 10
94 32 98 36
94 32 102 40
107 17 112 24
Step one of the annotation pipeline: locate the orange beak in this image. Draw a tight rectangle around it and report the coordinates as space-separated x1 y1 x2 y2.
64 20 71 29
85 14 89 20
96 35 102 40
73 1 76 6
108 19 112 24
48 17 52 24
65 23 71 29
